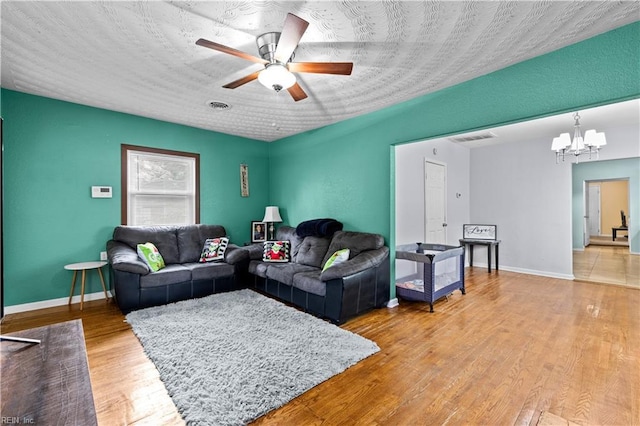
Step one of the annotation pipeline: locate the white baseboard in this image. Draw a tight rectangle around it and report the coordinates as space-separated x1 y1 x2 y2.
4 291 113 315
387 298 399 308
496 265 574 280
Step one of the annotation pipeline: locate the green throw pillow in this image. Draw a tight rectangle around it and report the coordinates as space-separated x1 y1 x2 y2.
137 242 166 272
322 248 350 272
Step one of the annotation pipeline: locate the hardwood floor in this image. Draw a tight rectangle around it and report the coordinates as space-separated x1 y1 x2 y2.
2 268 638 425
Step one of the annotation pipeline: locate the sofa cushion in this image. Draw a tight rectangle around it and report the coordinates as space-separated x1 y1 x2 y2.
114 225 180 265
292 270 326 297
322 230 384 267
177 224 226 263
248 260 269 278
265 263 317 285
263 241 290 262
139 264 191 288
295 236 331 268
183 262 235 281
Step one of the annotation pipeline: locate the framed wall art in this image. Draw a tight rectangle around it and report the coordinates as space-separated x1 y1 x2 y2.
240 164 249 197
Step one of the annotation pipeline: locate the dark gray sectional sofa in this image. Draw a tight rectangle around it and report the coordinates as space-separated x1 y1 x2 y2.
107 224 248 313
245 226 390 324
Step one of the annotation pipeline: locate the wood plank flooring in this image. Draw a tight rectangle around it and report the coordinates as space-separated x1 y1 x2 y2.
1 268 638 425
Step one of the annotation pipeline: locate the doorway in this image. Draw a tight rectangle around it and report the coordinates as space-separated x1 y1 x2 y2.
584 178 629 247
424 160 447 244
574 177 632 287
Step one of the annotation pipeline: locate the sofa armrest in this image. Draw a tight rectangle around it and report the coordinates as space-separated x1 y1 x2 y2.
107 240 149 275
242 243 265 260
320 246 389 281
224 244 250 265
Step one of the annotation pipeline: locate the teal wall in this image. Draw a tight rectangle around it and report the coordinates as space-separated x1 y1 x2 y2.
2 90 268 306
269 22 640 248
572 158 640 253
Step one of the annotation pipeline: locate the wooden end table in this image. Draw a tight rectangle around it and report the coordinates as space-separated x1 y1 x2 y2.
65 261 109 310
459 239 502 273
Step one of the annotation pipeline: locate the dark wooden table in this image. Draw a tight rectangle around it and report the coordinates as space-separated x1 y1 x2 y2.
1 319 97 425
459 238 502 273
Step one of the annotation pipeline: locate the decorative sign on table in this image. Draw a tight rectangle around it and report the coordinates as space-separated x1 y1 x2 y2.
462 224 497 240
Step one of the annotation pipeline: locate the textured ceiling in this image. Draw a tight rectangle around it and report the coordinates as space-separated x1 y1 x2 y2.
1 1 639 142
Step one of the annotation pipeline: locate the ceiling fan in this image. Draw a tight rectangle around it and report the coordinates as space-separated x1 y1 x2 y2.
196 13 353 102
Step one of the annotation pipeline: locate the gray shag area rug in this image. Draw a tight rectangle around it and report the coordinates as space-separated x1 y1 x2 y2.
125 289 379 425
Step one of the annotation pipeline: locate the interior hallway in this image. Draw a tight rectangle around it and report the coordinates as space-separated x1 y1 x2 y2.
573 244 639 289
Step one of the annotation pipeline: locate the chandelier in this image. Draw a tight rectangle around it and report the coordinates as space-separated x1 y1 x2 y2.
551 112 606 163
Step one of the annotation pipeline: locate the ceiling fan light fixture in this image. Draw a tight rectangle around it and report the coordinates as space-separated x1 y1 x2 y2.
258 63 296 92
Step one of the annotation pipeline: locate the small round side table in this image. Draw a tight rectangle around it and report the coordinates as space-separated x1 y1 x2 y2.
65 261 109 310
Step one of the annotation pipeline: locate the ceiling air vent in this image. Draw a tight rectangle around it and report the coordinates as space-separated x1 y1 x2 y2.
449 131 497 143
206 100 230 111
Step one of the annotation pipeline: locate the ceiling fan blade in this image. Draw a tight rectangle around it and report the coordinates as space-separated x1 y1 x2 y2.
288 62 353 75
287 83 308 102
222 70 262 89
196 38 268 64
274 13 309 63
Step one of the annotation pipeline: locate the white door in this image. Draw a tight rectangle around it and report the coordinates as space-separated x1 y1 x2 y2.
583 181 590 247
424 160 446 244
588 184 601 237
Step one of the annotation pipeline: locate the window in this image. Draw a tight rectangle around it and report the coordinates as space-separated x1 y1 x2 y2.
122 144 200 225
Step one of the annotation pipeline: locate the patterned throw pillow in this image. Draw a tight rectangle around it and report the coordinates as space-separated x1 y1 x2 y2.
137 242 166 272
322 248 350 272
263 240 290 262
199 237 229 263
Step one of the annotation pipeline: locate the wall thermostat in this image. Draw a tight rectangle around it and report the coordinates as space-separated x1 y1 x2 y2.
91 186 112 198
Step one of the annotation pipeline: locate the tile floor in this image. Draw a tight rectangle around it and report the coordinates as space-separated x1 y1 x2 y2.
573 244 640 289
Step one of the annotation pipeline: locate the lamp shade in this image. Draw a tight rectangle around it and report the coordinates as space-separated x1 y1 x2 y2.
551 135 566 151
551 133 571 151
593 132 607 147
263 206 282 223
585 129 607 148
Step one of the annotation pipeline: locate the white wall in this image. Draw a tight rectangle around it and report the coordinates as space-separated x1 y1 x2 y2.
470 121 639 278
470 137 574 278
395 139 470 278
590 124 640 160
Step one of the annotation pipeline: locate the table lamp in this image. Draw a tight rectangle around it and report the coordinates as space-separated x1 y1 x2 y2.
262 206 282 240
